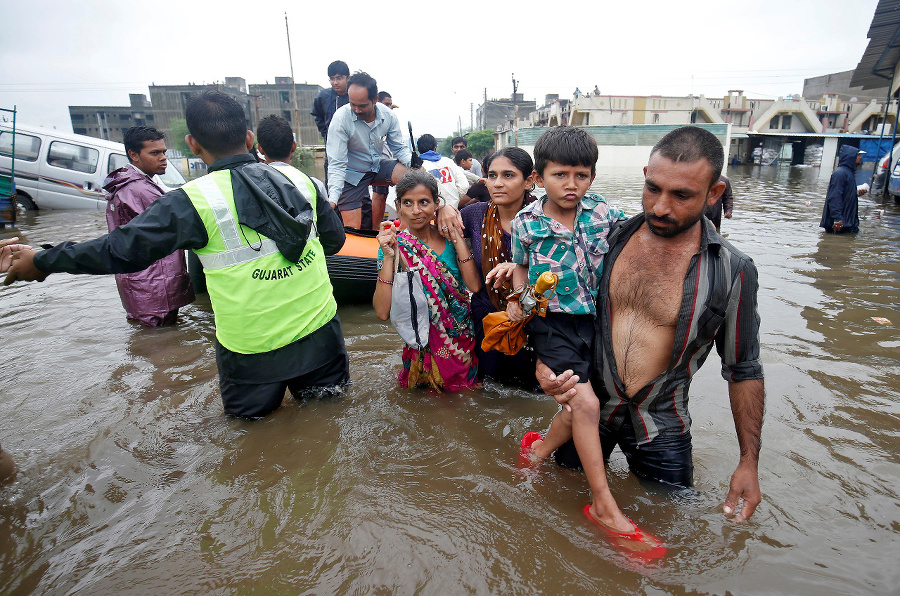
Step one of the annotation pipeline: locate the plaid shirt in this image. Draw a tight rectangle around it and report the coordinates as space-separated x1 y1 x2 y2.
511 193 624 315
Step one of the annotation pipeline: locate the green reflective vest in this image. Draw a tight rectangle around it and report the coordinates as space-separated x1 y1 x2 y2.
182 166 336 354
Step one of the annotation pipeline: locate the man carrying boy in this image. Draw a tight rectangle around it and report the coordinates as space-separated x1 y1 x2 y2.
105 126 194 326
509 127 663 555
451 136 482 177
453 149 480 185
539 126 765 523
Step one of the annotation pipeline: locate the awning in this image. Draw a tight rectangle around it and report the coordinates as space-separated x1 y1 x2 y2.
850 0 900 95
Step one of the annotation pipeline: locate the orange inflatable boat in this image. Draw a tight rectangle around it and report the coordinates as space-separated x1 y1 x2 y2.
326 227 380 304
189 227 381 305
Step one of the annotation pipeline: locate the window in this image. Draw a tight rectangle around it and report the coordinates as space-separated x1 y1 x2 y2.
781 115 792 130
73 128 87 135
280 91 290 104
0 131 41 161
71 114 85 121
119 114 131 121
108 153 129 173
46 141 99 173
282 110 291 121
770 115 780 129
653 113 660 124
146 115 154 122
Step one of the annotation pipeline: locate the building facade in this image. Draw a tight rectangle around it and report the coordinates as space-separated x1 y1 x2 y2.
69 77 323 152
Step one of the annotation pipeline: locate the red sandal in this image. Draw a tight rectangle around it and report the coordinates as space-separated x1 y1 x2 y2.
583 504 667 561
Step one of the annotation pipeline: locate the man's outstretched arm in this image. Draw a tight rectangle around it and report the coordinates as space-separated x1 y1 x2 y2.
724 377 765 522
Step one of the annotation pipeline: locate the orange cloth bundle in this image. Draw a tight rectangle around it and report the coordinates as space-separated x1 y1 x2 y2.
480 271 558 356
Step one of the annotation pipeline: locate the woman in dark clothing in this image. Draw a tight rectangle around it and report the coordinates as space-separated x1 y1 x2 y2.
441 147 539 388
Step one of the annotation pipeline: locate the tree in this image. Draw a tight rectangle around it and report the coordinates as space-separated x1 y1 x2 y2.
437 136 453 156
290 147 317 177
438 129 495 161
169 118 192 157
465 130 495 160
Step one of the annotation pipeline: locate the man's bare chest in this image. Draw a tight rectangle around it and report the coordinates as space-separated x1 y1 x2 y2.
609 240 694 327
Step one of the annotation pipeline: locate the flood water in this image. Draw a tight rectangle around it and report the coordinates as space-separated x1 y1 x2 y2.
1 165 899 595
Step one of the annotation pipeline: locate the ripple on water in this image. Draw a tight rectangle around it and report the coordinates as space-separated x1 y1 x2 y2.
2 167 900 594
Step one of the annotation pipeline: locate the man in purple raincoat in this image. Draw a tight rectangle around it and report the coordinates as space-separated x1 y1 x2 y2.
105 126 194 325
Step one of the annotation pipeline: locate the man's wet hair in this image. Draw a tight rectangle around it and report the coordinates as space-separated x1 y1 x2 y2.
347 71 378 101
451 136 467 148
395 170 439 202
416 134 437 154
484 146 534 179
533 126 598 176
123 126 164 159
184 91 248 156
454 149 472 166
327 60 350 77
377 91 392 102
651 126 724 187
256 115 294 162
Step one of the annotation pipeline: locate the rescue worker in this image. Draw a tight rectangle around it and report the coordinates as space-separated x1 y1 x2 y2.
4 91 349 419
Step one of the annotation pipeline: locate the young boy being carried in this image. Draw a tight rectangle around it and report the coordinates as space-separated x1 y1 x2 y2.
508 126 664 557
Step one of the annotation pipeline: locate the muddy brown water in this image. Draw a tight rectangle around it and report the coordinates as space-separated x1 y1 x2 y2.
1 165 898 595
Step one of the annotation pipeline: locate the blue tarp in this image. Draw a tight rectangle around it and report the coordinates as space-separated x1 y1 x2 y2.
859 138 895 162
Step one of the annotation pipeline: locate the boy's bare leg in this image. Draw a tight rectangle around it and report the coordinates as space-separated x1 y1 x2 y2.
531 406 573 459
570 381 633 533
529 381 633 533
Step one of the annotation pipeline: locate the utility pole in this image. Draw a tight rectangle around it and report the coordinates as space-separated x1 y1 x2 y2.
470 103 474 132
512 73 519 146
483 88 487 130
285 12 302 145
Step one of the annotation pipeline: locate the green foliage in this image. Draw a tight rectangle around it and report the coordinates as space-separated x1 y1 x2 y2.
437 129 496 161
291 146 317 177
437 136 452 156
169 118 192 157
465 130 496 160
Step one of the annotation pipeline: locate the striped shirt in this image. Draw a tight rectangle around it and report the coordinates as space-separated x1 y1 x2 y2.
593 214 764 444
510 193 624 315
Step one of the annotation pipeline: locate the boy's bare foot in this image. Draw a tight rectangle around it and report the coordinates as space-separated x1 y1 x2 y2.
519 432 544 466
583 504 666 560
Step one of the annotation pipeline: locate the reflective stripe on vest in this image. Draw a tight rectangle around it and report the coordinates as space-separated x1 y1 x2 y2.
181 168 336 354
194 174 318 271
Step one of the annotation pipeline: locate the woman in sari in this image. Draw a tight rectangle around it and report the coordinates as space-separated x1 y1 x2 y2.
438 147 539 388
374 170 483 392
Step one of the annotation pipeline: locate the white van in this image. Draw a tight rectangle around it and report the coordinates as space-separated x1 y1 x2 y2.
0 124 186 210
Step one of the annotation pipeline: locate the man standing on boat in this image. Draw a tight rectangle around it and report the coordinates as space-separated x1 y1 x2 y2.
105 126 194 326
326 72 413 229
820 146 867 234
4 91 349 420
311 60 350 145
537 126 766 522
